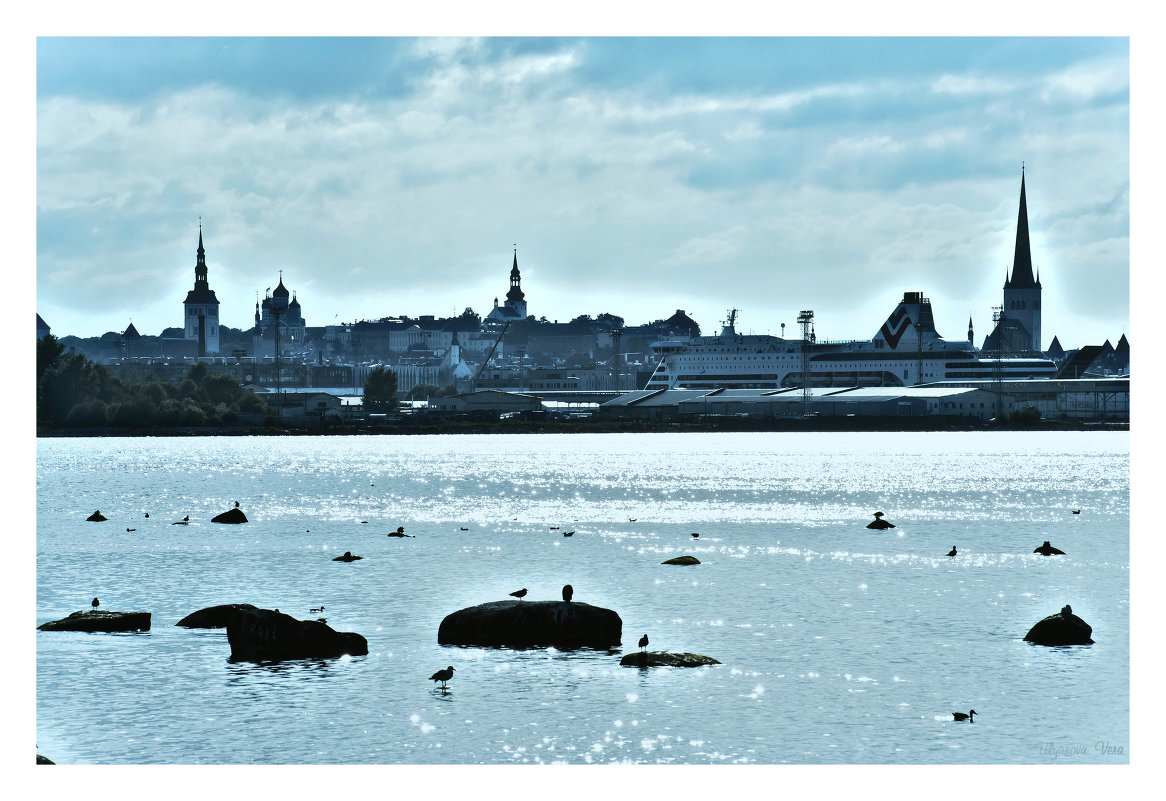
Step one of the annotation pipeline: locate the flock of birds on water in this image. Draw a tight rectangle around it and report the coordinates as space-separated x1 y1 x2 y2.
79 503 1084 718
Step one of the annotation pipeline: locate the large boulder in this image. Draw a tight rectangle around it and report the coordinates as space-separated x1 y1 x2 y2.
438 600 622 649
619 651 722 668
86 510 107 522
662 555 701 566
226 607 368 661
175 603 259 628
38 610 151 632
211 508 248 524
1024 605 1094 646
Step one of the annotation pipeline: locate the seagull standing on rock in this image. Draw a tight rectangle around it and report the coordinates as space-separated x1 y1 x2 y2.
430 666 455 691
562 584 573 603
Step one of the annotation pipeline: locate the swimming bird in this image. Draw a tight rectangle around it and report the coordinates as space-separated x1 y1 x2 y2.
639 633 649 652
430 665 455 690
387 526 413 538
952 710 976 722
549 526 560 530
629 518 637 522
1034 541 1066 556
1072 509 1081 514
866 512 895 530
563 531 574 537
946 546 957 557
692 532 699 538
144 513 149 518
510 588 528 599
460 527 469 531
333 551 363 562
317 617 327 623
562 584 574 602
310 606 325 613
91 597 100 609
127 528 136 532
183 515 189 522
360 520 368 524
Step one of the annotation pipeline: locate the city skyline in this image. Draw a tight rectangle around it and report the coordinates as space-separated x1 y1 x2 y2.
36 35 1129 350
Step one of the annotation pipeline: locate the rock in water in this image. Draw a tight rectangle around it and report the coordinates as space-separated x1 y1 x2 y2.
438 599 622 649
86 511 107 522
38 610 151 632
662 555 701 565
175 603 259 628
211 508 248 524
619 651 721 668
226 607 368 661
1024 606 1094 646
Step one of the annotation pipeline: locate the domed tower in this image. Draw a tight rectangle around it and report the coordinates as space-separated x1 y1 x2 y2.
505 248 527 318
183 224 220 355
1002 168 1042 352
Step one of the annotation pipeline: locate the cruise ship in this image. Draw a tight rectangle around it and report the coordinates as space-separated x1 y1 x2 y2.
644 292 1058 391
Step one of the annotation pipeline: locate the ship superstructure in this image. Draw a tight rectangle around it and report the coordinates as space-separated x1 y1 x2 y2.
644 293 1057 391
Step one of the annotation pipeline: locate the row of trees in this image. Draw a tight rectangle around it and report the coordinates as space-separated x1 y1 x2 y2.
362 368 460 412
37 335 267 429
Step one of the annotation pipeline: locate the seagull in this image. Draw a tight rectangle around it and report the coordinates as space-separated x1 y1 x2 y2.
562 584 574 602
946 546 957 557
91 597 100 609
430 666 455 690
510 588 528 599
952 710 977 722
639 633 649 652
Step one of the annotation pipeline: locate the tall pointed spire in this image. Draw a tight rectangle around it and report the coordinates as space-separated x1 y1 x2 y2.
1007 167 1038 289
194 223 209 289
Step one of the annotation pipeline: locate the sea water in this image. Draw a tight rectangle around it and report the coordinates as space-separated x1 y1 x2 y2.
35 431 1129 765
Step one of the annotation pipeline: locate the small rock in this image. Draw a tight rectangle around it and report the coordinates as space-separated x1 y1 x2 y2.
1024 605 1094 646
619 651 721 668
38 610 151 632
211 508 248 524
86 510 107 522
662 555 701 566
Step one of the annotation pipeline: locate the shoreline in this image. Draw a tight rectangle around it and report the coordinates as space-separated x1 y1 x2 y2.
36 418 1129 437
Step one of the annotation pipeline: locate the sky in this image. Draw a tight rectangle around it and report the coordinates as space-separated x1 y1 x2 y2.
33 27 1131 351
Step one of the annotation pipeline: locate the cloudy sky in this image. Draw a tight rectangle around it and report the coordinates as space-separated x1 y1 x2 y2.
35 32 1130 350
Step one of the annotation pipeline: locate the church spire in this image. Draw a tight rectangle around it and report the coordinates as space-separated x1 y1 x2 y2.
194 223 209 289
1007 167 1038 289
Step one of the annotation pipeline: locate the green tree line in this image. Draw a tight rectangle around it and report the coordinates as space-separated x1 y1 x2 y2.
37 335 267 429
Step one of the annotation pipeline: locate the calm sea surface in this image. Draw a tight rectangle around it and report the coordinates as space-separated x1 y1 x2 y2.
35 431 1129 765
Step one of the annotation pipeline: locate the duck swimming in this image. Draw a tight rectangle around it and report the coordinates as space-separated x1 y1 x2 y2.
952 710 976 722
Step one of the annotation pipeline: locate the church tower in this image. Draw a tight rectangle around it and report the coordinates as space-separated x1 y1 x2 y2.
183 225 220 355
1002 169 1041 352
505 248 527 318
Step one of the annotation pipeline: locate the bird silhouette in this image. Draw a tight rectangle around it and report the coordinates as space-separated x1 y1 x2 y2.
866 512 895 529
144 513 149 518
333 551 363 562
639 633 649 652
459 527 469 531
562 584 574 602
430 665 455 690
127 528 136 532
510 588 528 599
692 532 699 538
234 501 240 508
310 606 325 613
946 546 957 557
628 518 637 522
952 710 976 722
1034 541 1066 556
1071 509 1081 514
563 531 574 537
549 526 560 530
91 597 100 609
